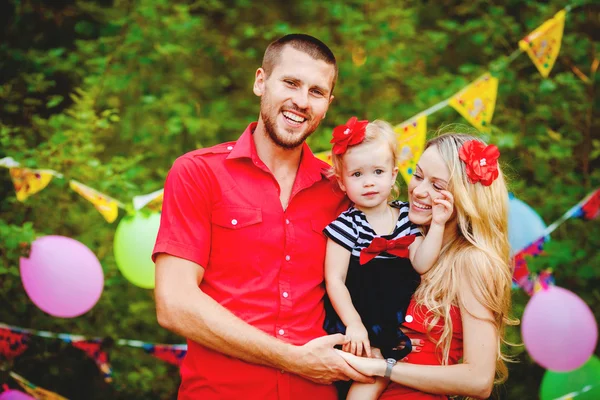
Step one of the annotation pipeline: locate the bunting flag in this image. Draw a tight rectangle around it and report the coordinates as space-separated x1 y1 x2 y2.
69 180 121 223
513 237 547 295
518 10 566 78
0 157 20 168
449 73 499 132
314 150 332 166
394 115 427 185
532 269 555 294
132 189 164 212
574 188 600 220
143 344 187 366
0 327 30 360
70 340 113 383
10 372 68 400
0 322 187 377
9 168 57 202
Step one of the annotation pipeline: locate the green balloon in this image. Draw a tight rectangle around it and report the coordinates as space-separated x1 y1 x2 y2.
540 356 600 400
114 213 160 289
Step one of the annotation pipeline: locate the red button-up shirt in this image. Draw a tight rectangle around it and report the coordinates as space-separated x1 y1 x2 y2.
153 123 347 400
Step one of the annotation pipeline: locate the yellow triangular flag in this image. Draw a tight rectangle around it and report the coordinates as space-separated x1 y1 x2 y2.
519 10 566 78
133 189 164 212
9 168 55 201
314 150 333 166
69 180 121 223
394 115 427 185
449 73 498 132
11 371 69 400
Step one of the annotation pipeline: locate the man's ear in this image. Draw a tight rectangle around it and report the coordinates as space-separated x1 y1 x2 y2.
253 68 266 96
328 94 335 106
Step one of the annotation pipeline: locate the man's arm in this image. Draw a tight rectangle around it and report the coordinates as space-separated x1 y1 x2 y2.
154 253 373 384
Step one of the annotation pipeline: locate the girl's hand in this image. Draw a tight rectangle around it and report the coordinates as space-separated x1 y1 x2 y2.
335 349 386 377
343 323 371 357
432 190 454 227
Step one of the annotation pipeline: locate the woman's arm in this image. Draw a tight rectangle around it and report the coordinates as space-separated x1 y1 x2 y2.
337 278 497 399
324 239 371 357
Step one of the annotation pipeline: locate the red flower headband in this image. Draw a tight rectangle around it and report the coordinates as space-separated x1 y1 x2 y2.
458 140 500 186
330 116 369 155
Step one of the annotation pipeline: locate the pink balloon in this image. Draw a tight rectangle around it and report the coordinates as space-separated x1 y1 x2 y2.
0 390 36 400
20 235 104 318
522 286 598 372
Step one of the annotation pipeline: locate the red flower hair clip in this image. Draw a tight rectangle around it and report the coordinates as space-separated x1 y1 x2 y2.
458 140 500 186
330 116 369 155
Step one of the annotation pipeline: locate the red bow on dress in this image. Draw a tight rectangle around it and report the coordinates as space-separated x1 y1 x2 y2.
359 235 416 265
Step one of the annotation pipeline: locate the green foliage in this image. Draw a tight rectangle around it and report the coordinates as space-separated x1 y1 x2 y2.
0 0 598 399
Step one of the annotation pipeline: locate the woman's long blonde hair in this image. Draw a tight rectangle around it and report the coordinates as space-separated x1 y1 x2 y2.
412 132 517 385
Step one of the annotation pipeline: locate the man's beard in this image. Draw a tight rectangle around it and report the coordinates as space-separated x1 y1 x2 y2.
261 102 316 150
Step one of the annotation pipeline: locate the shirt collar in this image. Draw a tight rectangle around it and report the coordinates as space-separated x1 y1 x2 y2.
227 122 329 184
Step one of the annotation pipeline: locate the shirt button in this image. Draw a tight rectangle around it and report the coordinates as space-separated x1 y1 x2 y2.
231 219 238 226
285 255 290 261
278 329 285 335
405 315 414 323
285 219 290 225
226 145 233 151
282 292 289 298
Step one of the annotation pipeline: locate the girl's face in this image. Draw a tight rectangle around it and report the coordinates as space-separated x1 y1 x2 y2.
408 145 451 226
338 140 398 212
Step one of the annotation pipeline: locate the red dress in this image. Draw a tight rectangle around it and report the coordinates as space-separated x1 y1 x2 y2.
379 298 463 400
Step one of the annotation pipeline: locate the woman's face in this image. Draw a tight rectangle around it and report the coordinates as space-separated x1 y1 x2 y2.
408 145 451 226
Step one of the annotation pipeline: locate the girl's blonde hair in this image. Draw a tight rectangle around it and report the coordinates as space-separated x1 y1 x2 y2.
330 120 400 200
413 132 517 386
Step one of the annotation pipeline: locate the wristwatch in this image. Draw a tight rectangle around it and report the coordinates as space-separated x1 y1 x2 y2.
384 358 397 379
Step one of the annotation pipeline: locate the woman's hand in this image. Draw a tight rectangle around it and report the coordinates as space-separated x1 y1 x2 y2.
335 349 386 377
432 190 454 227
344 322 371 357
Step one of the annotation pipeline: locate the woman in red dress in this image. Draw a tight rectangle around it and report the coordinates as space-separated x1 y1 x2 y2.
338 132 516 399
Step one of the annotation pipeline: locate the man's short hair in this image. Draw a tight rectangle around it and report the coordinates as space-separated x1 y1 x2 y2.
262 33 338 94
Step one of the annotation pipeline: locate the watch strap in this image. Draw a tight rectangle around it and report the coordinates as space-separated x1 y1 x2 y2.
384 358 396 379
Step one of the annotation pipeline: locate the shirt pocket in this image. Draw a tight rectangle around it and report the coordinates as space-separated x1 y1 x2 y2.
210 206 263 266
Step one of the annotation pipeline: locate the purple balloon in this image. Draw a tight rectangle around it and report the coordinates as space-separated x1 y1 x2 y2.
20 235 104 318
0 390 35 400
522 286 598 372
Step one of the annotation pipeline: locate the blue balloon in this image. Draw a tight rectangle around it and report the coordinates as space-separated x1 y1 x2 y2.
508 194 547 255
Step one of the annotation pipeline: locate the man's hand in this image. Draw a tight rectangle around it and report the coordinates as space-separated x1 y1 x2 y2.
288 334 375 385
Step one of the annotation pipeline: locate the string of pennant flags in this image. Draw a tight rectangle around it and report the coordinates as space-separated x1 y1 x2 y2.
0 323 187 386
0 6 575 223
511 187 599 295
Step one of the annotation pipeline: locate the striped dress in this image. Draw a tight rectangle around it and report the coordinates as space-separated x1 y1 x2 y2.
323 200 422 359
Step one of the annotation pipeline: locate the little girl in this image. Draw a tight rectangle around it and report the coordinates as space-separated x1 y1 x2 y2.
323 118 454 399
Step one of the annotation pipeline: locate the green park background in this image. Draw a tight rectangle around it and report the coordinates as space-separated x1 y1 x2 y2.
0 0 598 399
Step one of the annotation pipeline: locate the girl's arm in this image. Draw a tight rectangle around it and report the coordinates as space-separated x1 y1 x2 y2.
410 190 454 274
337 277 497 399
409 224 443 274
324 238 371 357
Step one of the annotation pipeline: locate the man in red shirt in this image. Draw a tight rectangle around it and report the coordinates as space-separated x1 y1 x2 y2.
153 34 371 400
